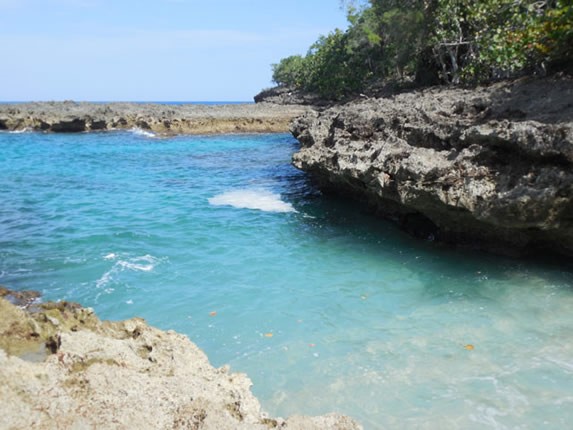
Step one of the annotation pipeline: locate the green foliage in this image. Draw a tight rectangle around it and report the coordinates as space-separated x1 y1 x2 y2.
271 55 305 87
271 0 573 98
430 0 573 82
529 1 573 69
272 29 377 99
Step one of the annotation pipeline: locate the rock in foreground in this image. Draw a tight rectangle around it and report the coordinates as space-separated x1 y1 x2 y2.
292 77 573 256
0 289 361 430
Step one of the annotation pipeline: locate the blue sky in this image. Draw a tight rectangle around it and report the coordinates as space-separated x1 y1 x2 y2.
0 0 349 101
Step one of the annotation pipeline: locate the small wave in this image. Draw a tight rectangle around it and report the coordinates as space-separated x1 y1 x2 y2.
96 254 161 289
130 127 156 138
209 189 296 213
95 269 114 289
117 254 159 272
8 128 31 134
118 260 154 272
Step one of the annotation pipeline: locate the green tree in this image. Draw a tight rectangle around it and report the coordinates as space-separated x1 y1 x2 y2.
270 0 573 97
272 55 306 87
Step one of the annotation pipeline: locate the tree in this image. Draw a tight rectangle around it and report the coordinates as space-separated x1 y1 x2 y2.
270 0 573 97
272 55 306 87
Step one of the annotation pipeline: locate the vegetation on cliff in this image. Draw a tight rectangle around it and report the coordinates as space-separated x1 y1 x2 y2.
271 0 573 98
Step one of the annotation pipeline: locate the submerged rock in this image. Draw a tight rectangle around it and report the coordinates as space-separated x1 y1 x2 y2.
0 290 361 429
291 76 573 256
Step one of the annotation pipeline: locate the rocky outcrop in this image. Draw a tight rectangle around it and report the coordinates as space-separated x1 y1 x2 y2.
0 288 361 430
0 102 309 135
292 76 573 256
254 86 329 106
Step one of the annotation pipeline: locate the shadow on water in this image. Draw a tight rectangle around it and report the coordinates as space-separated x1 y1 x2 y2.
279 153 573 300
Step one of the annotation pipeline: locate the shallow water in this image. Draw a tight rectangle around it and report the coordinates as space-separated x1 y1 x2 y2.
1 131 572 429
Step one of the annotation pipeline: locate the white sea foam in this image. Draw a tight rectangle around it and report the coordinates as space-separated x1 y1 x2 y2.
118 260 155 272
117 254 159 272
8 128 31 134
96 255 161 289
96 269 114 289
209 189 296 213
130 127 156 138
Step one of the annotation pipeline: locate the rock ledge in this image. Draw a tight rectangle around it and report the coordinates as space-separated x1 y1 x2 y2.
0 102 309 135
292 76 573 256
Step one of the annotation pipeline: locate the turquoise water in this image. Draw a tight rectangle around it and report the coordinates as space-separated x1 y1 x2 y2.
1 130 572 429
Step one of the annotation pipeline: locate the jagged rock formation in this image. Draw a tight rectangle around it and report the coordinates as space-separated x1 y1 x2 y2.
292 76 573 256
0 288 361 430
254 86 329 106
0 102 308 135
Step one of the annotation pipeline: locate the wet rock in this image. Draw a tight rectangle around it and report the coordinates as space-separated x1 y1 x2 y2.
50 118 87 132
0 286 41 308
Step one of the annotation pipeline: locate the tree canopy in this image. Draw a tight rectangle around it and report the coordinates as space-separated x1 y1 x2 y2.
271 0 573 98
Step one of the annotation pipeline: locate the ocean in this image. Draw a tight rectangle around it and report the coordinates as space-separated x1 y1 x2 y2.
1 130 572 429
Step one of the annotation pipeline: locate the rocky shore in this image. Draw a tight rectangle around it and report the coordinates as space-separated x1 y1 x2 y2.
290 76 573 257
0 102 308 135
0 288 361 429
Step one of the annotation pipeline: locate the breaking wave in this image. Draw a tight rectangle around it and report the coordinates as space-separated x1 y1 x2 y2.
130 128 156 138
208 189 296 213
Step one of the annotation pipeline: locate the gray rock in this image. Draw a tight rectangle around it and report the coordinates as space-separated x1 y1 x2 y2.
0 102 309 135
291 76 573 256
254 86 330 106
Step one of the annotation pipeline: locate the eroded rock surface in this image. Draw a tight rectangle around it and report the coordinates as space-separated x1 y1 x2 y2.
292 77 573 256
0 102 308 135
0 291 361 430
254 86 329 106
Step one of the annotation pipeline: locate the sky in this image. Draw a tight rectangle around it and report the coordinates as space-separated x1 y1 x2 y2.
0 0 349 101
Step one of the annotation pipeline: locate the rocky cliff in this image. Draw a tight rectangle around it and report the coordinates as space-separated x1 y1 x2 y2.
0 102 308 135
291 76 573 256
0 288 360 430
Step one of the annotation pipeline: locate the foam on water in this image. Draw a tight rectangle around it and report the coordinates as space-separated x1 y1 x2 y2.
95 254 161 291
8 128 31 134
130 127 156 138
209 188 296 213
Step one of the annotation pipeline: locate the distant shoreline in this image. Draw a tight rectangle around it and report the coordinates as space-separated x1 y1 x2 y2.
0 101 309 135
0 101 255 105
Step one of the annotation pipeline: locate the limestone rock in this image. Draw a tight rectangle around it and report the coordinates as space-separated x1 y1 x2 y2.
0 294 361 430
0 102 309 135
291 76 573 256
254 86 329 106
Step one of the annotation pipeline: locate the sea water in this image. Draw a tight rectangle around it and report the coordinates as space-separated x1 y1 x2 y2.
1 130 572 429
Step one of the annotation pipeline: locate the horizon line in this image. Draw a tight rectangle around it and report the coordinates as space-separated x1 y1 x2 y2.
0 100 255 104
